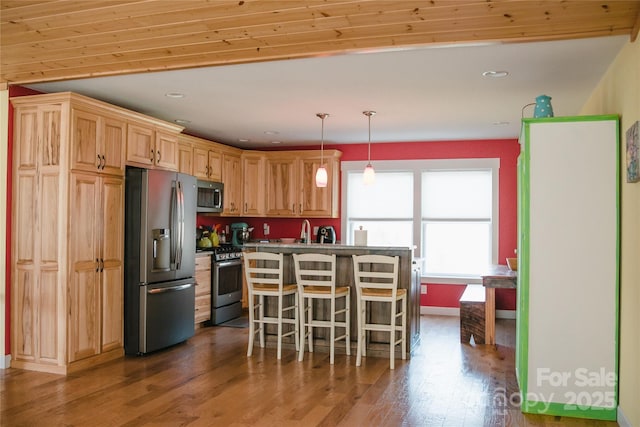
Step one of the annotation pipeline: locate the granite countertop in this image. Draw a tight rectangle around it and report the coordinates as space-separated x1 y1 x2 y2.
242 241 412 251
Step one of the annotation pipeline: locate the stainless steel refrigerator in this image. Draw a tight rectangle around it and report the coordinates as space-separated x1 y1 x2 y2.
124 167 197 355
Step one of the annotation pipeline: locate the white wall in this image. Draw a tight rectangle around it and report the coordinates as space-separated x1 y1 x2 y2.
581 40 640 427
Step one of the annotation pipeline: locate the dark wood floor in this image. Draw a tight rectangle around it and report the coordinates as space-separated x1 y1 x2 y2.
1 315 618 426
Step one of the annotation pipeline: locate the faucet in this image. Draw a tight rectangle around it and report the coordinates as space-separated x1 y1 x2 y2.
300 219 311 244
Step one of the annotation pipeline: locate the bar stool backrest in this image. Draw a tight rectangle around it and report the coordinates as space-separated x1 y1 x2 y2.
352 254 399 297
244 251 284 290
293 253 337 294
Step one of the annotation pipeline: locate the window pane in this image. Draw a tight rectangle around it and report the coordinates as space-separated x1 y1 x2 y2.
348 172 413 218
422 170 492 218
348 220 413 247
423 222 491 275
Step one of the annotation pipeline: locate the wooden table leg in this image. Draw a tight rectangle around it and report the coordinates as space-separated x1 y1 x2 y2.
485 287 496 345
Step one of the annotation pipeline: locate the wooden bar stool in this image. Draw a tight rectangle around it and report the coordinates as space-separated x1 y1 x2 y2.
293 253 350 364
243 251 299 360
352 254 406 369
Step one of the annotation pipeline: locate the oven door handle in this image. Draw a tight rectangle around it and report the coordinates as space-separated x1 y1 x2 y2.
215 259 242 268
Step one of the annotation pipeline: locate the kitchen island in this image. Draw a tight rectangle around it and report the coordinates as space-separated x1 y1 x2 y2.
242 243 421 359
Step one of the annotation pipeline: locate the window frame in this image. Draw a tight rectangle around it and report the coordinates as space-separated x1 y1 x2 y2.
341 158 500 283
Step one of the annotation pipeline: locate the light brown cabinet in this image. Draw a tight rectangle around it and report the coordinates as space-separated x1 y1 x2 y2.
177 140 193 174
241 151 266 216
195 254 212 324
193 145 222 181
11 101 64 370
10 92 181 374
180 134 224 181
71 109 125 176
69 173 124 361
221 149 243 216
265 150 341 218
126 122 181 171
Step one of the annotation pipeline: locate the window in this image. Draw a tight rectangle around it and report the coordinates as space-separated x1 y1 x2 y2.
346 171 414 247
341 159 499 281
422 170 493 275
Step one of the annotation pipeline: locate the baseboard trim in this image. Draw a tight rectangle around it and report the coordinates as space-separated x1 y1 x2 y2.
420 306 516 320
1 354 11 369
617 406 631 427
421 306 459 316
496 309 516 319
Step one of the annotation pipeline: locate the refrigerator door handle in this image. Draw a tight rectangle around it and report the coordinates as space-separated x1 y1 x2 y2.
170 181 178 269
176 180 184 270
147 283 193 294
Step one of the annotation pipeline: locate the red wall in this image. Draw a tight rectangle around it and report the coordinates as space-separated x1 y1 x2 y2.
199 138 520 311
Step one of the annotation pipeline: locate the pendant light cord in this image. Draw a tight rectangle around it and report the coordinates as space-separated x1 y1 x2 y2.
316 113 328 165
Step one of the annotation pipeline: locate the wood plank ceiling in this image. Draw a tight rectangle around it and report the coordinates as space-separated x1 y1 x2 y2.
2 0 640 86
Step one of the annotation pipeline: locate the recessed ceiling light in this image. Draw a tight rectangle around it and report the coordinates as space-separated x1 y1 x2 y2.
165 92 185 98
264 131 279 136
271 141 282 144
482 70 509 78
238 138 249 143
493 121 510 126
174 119 191 124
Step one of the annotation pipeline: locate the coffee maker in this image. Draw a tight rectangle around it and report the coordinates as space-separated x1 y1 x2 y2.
316 226 336 244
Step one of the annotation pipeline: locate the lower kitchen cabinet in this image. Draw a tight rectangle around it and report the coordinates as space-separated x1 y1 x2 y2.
195 254 212 325
69 173 124 361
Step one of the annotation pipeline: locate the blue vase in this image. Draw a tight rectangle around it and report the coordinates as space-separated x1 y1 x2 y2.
534 95 554 118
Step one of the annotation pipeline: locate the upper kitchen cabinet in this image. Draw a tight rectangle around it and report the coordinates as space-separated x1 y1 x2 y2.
126 119 183 171
71 108 125 176
265 150 341 218
10 92 132 374
221 147 243 216
181 134 223 181
241 151 266 216
177 139 193 175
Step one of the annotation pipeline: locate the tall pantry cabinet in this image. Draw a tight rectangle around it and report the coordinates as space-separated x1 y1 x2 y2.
517 116 619 421
10 92 177 374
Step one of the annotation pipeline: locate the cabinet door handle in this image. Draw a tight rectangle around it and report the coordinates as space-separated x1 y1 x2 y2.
96 258 100 272
97 155 101 169
299 203 302 214
100 155 106 170
157 150 161 162
150 149 155 162
292 204 295 213
244 202 247 213
100 258 104 272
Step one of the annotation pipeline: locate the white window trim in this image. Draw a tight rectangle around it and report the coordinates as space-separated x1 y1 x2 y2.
341 158 500 282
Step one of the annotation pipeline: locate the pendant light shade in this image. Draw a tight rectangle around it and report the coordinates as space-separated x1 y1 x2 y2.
363 110 376 185
315 113 329 187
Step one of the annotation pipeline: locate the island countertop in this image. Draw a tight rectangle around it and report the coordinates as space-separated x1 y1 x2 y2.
242 242 421 359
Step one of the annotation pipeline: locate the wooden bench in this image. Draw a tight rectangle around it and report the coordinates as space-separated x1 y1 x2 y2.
459 284 486 344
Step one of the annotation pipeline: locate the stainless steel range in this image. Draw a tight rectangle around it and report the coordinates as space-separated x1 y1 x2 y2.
197 244 243 324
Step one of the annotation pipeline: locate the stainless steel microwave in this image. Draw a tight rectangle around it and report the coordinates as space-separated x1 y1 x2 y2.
196 180 223 213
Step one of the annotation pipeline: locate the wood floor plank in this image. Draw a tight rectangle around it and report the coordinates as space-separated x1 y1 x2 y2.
1 316 620 427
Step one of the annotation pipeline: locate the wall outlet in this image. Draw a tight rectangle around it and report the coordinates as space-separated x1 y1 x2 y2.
263 223 269 235
313 226 319 235
420 284 427 294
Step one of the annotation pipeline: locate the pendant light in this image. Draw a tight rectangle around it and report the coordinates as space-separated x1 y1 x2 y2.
315 113 329 187
363 110 376 185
